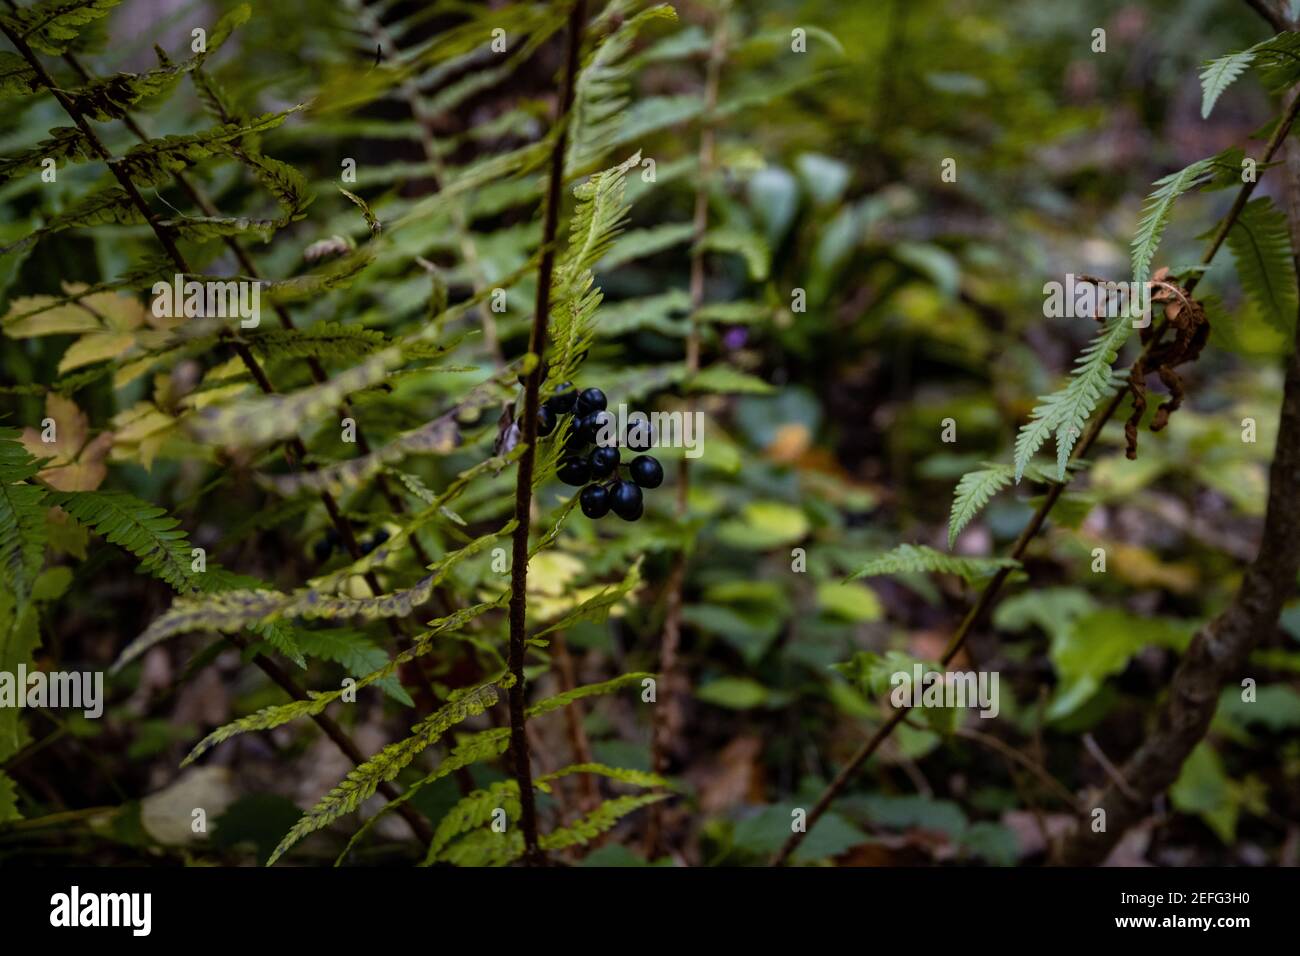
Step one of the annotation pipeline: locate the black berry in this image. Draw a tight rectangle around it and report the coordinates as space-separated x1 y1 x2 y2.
557 456 592 486
313 537 333 561
580 483 611 518
589 446 619 479
537 403 556 437
629 455 663 489
624 415 655 451
580 409 614 444
609 480 643 521
576 387 607 416
545 382 577 415
564 425 590 454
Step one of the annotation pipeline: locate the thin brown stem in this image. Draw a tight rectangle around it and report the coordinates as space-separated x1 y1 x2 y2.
505 0 587 867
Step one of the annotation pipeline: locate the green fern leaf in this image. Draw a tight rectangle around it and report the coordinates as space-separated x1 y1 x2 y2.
948 464 1013 549
335 728 511 866
1131 158 1214 286
526 671 653 718
566 4 678 173
2 0 122 56
848 544 1020 584
1226 196 1297 335
51 490 201 594
267 681 501 865
0 428 48 615
0 52 39 99
246 322 388 363
1013 316 1132 481
540 792 669 852
1200 49 1256 118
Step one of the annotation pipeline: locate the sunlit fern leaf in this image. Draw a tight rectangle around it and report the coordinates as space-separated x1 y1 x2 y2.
115 588 289 670
1200 49 1256 119
1013 316 1132 482
335 728 511 866
848 544 1019 584
266 681 501 865
1131 158 1214 286
188 344 402 447
426 780 522 863
181 599 510 765
0 428 48 616
535 762 672 790
948 465 1013 549
125 524 513 669
526 671 653 719
539 792 670 852
1 0 122 56
565 3 678 175
1226 196 1297 335
548 151 642 383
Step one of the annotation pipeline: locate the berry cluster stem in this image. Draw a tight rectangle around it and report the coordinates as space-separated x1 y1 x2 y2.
505 0 587 867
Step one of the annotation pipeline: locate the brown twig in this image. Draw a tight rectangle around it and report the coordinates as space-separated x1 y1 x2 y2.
771 83 1300 867
505 0 587 867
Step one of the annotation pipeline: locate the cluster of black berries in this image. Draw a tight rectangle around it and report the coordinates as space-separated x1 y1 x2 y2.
536 383 663 521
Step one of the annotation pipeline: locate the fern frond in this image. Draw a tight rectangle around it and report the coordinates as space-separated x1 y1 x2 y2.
948 465 1013 549
526 671 653 718
1200 49 1256 118
0 428 48 615
267 681 501 865
246 322 387 363
182 599 509 763
848 544 1019 584
1 0 121 56
565 3 677 174
1013 316 1132 481
1131 158 1214 286
0 127 96 186
115 109 301 188
1226 196 1297 335
51 490 201 594
0 52 39 99
539 792 669 851
425 780 521 863
1 186 144 256
335 728 511 866
58 4 249 121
